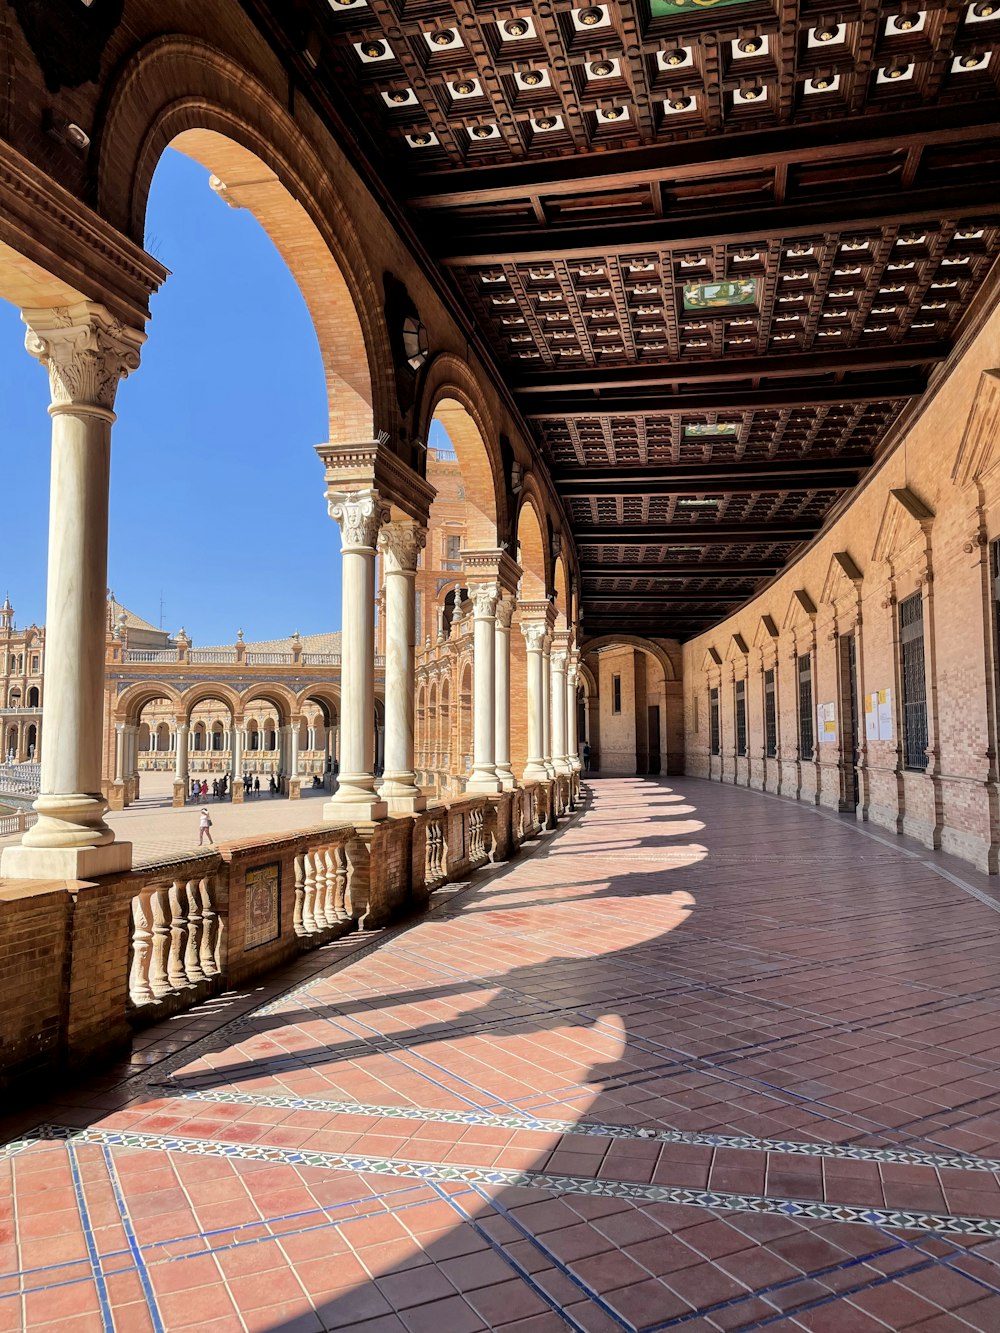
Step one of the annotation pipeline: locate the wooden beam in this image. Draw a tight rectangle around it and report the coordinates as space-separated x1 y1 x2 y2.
514 342 948 395
560 457 868 496
575 523 814 545
526 376 923 418
583 589 751 602
436 182 1000 265
582 561 780 577
407 105 1000 208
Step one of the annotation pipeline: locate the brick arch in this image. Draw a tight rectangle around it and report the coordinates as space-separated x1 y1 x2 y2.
178 683 243 719
579 635 678 683
554 553 572 632
239 684 298 722
297 685 340 724
114 682 184 725
515 491 550 602
94 36 390 441
420 355 507 549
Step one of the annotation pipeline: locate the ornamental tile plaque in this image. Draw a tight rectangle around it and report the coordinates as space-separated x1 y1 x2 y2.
244 862 281 950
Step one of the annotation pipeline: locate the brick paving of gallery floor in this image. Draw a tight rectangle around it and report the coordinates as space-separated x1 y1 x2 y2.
10 778 1000 1332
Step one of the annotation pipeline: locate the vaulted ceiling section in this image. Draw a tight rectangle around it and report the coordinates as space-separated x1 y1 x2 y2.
249 0 1000 639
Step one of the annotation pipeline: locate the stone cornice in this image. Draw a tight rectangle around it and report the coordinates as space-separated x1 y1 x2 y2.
461 548 522 594
316 440 436 524
0 140 167 326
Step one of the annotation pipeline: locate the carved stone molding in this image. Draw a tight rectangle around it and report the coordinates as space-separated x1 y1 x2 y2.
24 302 144 413
551 649 569 672
469 582 500 619
328 488 390 551
521 621 548 652
495 594 516 631
379 520 427 573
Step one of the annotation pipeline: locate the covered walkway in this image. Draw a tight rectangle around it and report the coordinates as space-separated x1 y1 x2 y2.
5 777 1000 1331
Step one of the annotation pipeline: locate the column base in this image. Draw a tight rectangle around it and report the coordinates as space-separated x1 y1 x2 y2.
496 765 516 791
172 780 187 808
385 793 428 815
466 768 502 795
324 795 388 824
522 761 549 782
288 778 301 800
1 840 132 881
378 776 427 814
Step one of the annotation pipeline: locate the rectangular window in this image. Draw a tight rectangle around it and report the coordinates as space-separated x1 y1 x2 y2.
763 668 777 759
612 674 622 714
709 687 720 756
798 653 814 760
735 680 747 757
899 591 929 771
30 655 39 673
443 534 462 571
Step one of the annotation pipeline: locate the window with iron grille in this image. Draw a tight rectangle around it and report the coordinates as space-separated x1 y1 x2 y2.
709 687 720 756
798 653 814 759
735 680 747 757
764 669 777 758
899 591 929 771
612 674 622 714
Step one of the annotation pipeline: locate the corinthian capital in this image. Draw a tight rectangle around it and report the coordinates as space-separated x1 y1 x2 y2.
520 620 547 652
495 593 516 631
379 519 427 573
551 649 568 673
328 487 390 550
23 302 145 414
469 582 499 619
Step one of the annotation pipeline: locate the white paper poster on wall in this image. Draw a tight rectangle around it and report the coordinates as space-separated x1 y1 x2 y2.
816 702 837 743
864 689 894 741
877 688 893 741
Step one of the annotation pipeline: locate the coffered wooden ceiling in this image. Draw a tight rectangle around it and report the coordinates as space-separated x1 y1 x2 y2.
250 0 1000 639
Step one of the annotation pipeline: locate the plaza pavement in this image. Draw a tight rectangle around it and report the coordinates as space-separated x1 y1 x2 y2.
6 777 1000 1329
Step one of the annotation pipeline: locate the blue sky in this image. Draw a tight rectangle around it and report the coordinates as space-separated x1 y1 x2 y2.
0 148 344 643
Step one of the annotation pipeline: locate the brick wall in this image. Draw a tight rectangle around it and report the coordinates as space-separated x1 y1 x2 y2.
683 301 1000 874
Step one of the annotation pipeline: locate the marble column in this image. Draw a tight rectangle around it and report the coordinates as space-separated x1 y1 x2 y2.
325 488 388 823
550 646 570 775
466 580 501 793
175 723 189 786
230 720 243 799
520 620 549 782
541 632 556 778
3 304 142 879
567 655 582 772
114 724 125 783
378 519 427 813
494 594 516 790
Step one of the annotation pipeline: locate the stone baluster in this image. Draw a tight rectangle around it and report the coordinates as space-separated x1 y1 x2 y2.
129 892 154 1006
184 878 206 983
148 887 171 999
167 879 190 990
293 855 307 936
199 878 219 976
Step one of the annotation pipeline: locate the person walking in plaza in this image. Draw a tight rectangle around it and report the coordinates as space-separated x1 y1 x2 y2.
254 774 260 796
582 739 591 773
198 807 213 845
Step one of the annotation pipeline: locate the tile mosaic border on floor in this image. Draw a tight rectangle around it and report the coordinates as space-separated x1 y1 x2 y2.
155 1085 1000 1174
9 1123 1000 1242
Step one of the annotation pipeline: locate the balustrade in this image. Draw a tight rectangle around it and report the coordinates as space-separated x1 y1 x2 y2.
424 814 447 886
129 875 221 1008
293 836 352 939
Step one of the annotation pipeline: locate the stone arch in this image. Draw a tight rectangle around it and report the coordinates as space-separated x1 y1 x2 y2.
553 552 573 631
94 36 390 440
515 492 550 601
297 684 340 726
420 355 507 548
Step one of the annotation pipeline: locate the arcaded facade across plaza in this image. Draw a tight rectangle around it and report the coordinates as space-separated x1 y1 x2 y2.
2 0 1000 1328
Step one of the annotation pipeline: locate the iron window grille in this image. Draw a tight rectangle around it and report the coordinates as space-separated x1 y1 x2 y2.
735 679 747 756
764 668 777 758
798 653 814 760
709 687 720 755
899 591 929 771
612 674 622 714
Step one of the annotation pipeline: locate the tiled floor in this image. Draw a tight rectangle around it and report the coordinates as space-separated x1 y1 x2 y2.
7 776 1000 1331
